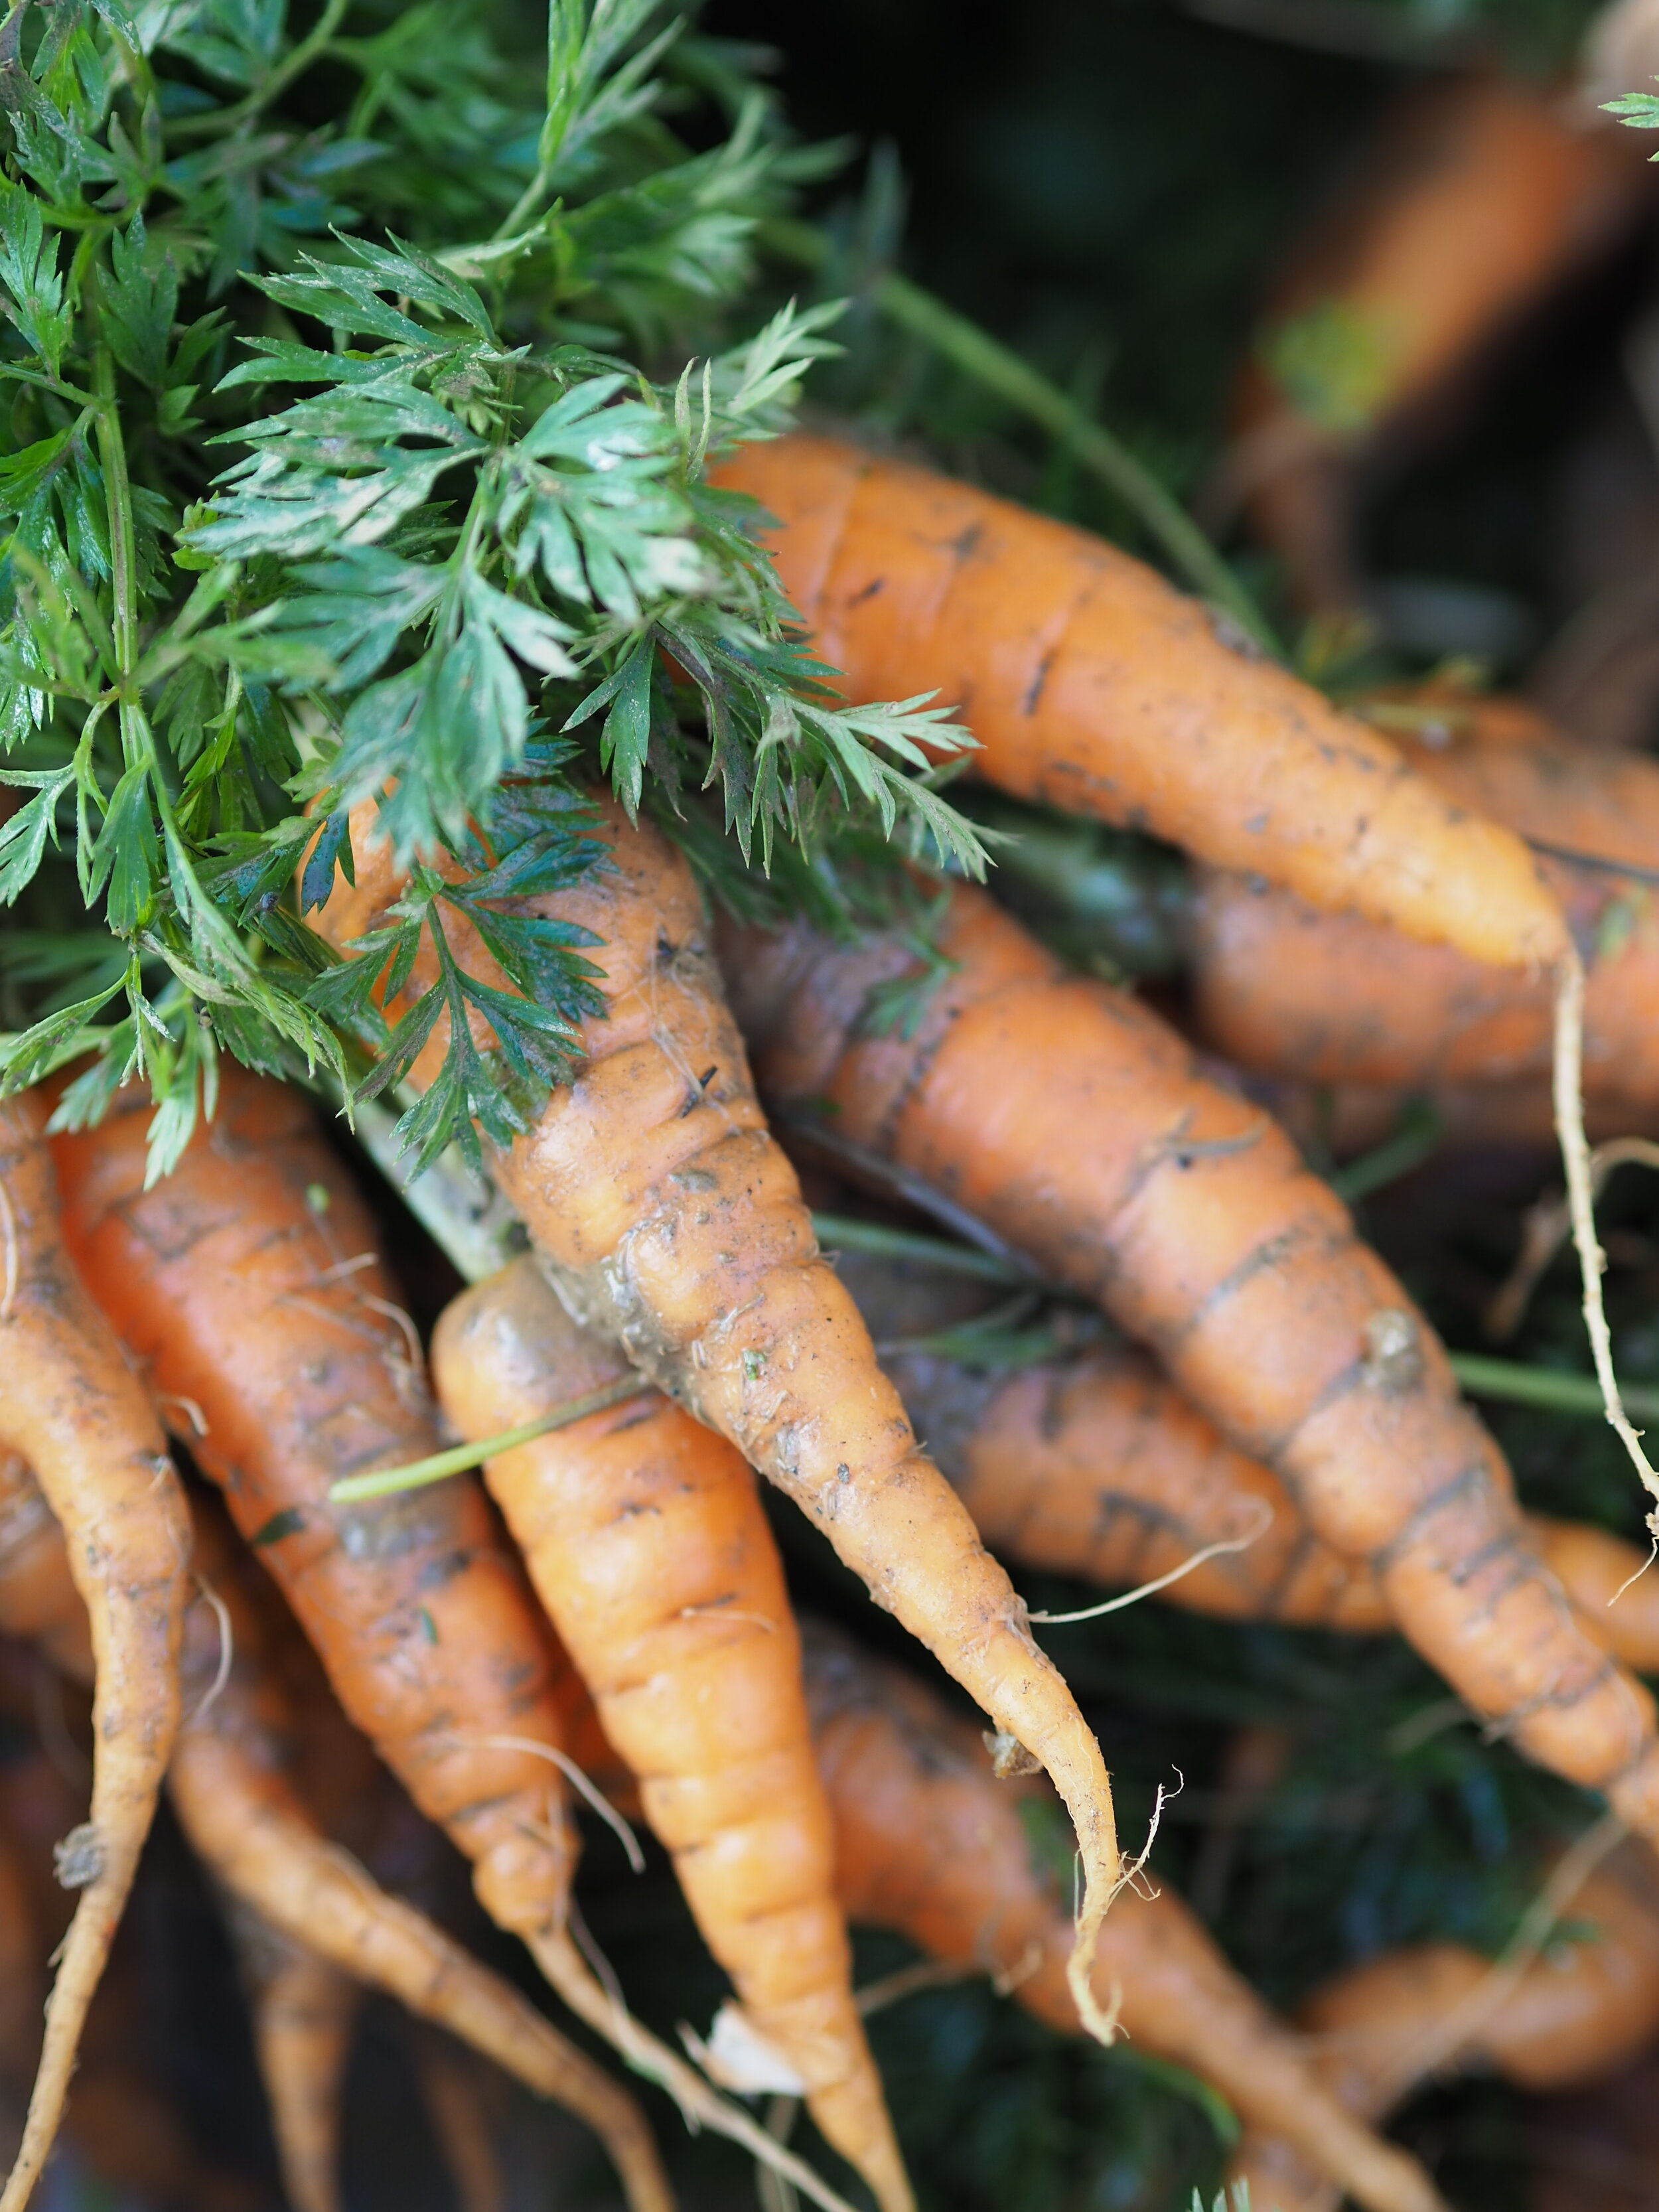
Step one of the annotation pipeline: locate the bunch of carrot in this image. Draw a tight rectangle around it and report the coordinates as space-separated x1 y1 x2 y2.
11 327 1659 2212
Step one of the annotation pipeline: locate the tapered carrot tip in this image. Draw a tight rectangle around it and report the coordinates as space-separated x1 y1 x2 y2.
0 1094 188 2212
711 432 1569 972
431 1256 914 2212
308 789 1125 2071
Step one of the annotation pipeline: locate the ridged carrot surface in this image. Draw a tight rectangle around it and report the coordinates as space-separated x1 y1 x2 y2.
1226 74 1644 611
1228 1842 1659 2212
431 1257 911 2212
888 1338 1659 1664
313 792 1123 2039
710 432 1565 969
171 1513 672 2212
720 885 1659 1836
0 1094 189 2212
48 1066 587 1951
800 1623 1447 2212
1194 701 1659 1090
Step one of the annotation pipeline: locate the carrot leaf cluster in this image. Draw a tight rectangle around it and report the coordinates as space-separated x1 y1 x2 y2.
0 0 985 1177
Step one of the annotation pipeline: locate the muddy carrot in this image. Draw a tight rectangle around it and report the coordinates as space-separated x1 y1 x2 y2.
885 1335 1659 1666
51 1072 847 2212
433 1257 912 2212
800 1622 1447 2212
169 1533 675 2212
719 884 1659 1842
1193 694 1659 1093
312 792 1123 2046
709 433 1565 968
0 1094 190 2212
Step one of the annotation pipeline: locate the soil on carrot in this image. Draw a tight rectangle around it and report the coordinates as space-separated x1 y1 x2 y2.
13 2 1659 2209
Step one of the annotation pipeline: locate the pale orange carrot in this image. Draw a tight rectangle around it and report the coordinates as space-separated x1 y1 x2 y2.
0 1094 189 2212
719 884 1659 1839
433 1256 912 2212
710 434 1566 968
313 790 1123 2046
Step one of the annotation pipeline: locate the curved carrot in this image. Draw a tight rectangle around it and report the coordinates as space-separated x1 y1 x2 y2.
888 1337 1659 1665
51 1070 847 2211
1228 1843 1659 2211
0 1094 190 2212
239 1925 359 2212
432 1257 912 2212
169 1534 675 2212
0 1451 92 1685
1194 700 1659 1092
48 1065 587 1958
719 886 1659 1837
1224 73 1644 611
800 1623 1447 2212
313 794 1123 2045
709 433 1565 969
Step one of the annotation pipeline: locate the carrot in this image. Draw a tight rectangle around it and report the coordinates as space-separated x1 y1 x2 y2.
408 2033 508 2212
0 1094 190 2212
47 1063 588 1958
313 792 1124 2049
1222 73 1645 612
798 1621 1447 2212
719 883 1659 1838
169 1525 676 2212
432 1256 912 2212
1193 696 1659 1094
708 433 1566 969
1227 1841 1659 2212
50 1071 853 2212
0 1452 92 1686
886 1334 1659 1665
238 1923 359 2212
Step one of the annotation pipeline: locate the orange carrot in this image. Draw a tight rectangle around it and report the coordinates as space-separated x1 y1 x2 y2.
886 1334 1659 1666
0 1094 190 2212
433 1256 912 2212
1193 696 1659 1093
50 1069 846 2211
238 1923 359 2212
709 433 1565 969
800 1623 1447 2212
1227 1842 1659 2212
48 1064 587 1962
1223 74 1645 612
313 792 1123 2047
719 884 1659 1838
169 1524 675 2212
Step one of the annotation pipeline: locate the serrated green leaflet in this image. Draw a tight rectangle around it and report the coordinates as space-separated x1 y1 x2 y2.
0 0 985 1179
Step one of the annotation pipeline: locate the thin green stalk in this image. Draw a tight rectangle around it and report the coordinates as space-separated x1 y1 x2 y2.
811 1209 1025 1284
1449 1353 1659 1427
92 346 139 700
328 1376 647 1502
762 216 1275 652
1329 1100 1443 1204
